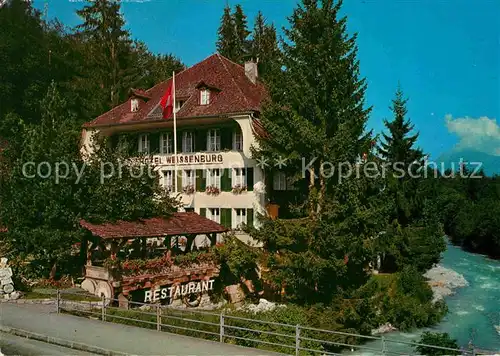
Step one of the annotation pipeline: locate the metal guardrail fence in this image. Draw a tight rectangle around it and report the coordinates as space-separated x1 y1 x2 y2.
50 290 495 356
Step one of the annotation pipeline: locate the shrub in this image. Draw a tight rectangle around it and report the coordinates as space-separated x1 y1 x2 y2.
415 332 460 355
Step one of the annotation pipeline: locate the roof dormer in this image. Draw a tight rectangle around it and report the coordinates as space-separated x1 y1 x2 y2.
128 88 151 112
195 81 220 106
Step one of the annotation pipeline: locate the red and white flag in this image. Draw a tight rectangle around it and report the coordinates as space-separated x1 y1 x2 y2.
160 81 174 119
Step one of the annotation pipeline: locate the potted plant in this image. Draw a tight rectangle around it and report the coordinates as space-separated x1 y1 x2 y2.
182 184 195 194
205 185 221 195
231 184 247 194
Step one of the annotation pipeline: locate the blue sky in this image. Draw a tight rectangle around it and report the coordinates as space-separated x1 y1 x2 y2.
34 0 499 160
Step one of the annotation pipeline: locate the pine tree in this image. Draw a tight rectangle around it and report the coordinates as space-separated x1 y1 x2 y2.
216 5 238 61
379 86 423 164
249 0 387 304
233 4 250 62
251 12 281 80
76 0 133 108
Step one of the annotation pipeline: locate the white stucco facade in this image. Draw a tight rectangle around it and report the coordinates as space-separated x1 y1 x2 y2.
83 113 266 246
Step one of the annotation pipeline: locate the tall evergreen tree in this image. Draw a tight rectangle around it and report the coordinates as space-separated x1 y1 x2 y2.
251 12 281 80
378 86 423 164
216 5 238 61
76 0 133 108
249 0 387 304
233 4 251 61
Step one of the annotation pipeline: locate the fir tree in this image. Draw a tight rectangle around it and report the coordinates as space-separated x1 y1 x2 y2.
379 86 423 164
216 5 238 61
249 0 387 304
76 0 133 108
251 12 281 80
233 4 251 61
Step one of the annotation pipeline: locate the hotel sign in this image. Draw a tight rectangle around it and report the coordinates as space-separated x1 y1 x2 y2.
144 279 215 303
147 153 223 166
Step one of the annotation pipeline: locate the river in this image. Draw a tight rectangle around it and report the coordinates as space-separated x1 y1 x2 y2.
348 242 500 354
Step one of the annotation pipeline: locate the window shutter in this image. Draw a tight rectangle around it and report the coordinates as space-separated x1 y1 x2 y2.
110 135 119 149
220 127 231 150
196 169 206 191
196 130 207 152
150 132 160 154
221 168 231 191
127 133 139 156
221 208 232 229
177 131 183 152
199 208 206 217
176 171 182 192
247 208 254 227
246 167 254 191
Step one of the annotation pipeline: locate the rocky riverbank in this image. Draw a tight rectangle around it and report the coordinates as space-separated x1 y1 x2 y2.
423 264 469 303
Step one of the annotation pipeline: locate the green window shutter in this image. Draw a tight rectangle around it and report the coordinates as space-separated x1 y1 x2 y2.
221 168 231 192
196 169 206 191
221 208 232 229
221 127 232 150
110 135 119 149
199 208 206 217
177 131 183 152
150 132 160 154
246 167 254 191
127 133 139 156
196 130 207 152
247 208 254 227
176 171 182 192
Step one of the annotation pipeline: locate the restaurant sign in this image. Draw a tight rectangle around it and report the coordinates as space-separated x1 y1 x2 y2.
147 153 223 166
144 279 215 303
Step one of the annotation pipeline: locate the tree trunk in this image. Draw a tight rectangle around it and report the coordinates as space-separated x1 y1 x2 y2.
309 167 316 218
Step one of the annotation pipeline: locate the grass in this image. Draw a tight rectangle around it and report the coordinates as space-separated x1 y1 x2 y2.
23 291 100 302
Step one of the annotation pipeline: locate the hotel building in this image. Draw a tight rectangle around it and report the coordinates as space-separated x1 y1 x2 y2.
82 54 292 243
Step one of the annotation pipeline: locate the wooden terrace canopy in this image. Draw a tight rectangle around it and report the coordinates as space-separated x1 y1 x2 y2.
79 212 228 239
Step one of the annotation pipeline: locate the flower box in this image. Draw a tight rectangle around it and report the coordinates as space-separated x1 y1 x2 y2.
232 184 247 194
182 185 195 194
205 185 221 195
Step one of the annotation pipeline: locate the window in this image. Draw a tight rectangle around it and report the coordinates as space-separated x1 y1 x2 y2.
183 170 195 187
182 132 193 153
163 170 173 191
273 172 287 191
174 100 185 113
138 134 149 154
208 208 220 223
161 133 173 154
131 98 139 112
184 207 194 213
233 168 246 186
207 169 221 189
200 89 210 105
233 130 243 151
207 129 221 152
234 209 247 229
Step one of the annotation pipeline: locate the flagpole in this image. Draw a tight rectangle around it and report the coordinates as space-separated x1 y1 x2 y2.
173 71 178 193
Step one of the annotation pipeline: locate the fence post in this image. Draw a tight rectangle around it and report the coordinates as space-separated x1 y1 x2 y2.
101 294 106 322
156 305 161 331
219 312 224 343
381 336 386 355
295 324 300 356
56 289 60 314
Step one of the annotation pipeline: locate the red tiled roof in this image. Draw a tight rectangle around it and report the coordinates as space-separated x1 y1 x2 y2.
130 88 151 100
0 227 7 233
84 54 267 128
80 212 228 239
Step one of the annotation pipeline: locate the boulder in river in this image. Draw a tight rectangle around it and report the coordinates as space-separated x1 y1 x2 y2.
424 264 468 303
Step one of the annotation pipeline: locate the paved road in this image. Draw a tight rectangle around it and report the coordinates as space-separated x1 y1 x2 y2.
0 303 279 355
0 332 95 355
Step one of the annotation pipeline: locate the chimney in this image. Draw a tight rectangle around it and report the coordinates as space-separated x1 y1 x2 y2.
244 61 258 84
